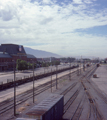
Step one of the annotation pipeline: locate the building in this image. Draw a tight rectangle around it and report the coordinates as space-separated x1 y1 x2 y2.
0 44 37 71
37 57 60 63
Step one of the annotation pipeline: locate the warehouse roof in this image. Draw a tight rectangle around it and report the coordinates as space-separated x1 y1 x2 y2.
0 44 26 56
26 54 36 58
0 52 12 58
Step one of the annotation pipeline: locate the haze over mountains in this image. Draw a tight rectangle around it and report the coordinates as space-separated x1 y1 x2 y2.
25 47 97 59
25 47 61 58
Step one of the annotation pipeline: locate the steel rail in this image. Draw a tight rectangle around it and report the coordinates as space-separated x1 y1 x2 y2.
0 65 95 116
60 82 77 96
82 78 104 120
0 71 78 114
62 65 97 120
63 89 79 114
85 74 107 104
63 85 82 114
70 93 85 120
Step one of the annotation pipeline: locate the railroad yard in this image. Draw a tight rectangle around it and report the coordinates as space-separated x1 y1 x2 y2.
0 64 107 120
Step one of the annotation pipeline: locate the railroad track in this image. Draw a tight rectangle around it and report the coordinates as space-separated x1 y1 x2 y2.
85 73 107 104
62 65 98 120
60 82 77 96
0 69 78 115
70 93 85 120
63 86 82 114
0 79 58 114
0 64 98 119
0 66 78 91
86 89 103 120
81 69 104 120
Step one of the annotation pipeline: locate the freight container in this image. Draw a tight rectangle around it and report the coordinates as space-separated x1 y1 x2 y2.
24 94 64 120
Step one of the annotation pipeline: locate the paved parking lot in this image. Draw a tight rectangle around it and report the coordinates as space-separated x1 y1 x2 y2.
91 64 107 96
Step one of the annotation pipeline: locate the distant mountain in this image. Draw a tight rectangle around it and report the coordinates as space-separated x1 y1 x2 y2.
24 47 61 58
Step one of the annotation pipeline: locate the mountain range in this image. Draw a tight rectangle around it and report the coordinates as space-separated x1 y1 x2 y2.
25 47 61 58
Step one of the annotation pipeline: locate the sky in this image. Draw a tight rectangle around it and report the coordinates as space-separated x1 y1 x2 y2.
0 0 107 58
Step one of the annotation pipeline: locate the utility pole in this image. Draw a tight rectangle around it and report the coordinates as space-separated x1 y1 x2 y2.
69 62 71 80
33 61 35 103
80 56 82 74
44 67 45 74
77 59 79 76
51 68 52 92
13 60 16 116
77 61 80 76
83 60 85 72
56 65 58 89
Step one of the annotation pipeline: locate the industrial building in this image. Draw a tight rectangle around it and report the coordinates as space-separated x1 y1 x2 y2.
0 44 37 71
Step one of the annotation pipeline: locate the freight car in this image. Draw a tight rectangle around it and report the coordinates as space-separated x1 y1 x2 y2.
16 94 64 120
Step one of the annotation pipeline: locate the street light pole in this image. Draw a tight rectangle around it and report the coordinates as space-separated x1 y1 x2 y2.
13 60 16 116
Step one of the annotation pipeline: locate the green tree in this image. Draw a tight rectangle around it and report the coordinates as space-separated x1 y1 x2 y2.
27 62 33 69
54 61 60 65
42 62 46 67
16 59 28 71
27 62 36 69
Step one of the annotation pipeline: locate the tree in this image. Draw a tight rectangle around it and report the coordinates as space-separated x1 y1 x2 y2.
67 57 75 62
42 62 46 67
16 59 28 71
27 62 33 69
54 61 60 65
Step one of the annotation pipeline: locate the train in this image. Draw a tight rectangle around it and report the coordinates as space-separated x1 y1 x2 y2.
0 65 79 91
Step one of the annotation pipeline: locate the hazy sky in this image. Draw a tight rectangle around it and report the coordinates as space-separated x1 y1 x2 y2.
0 0 107 58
